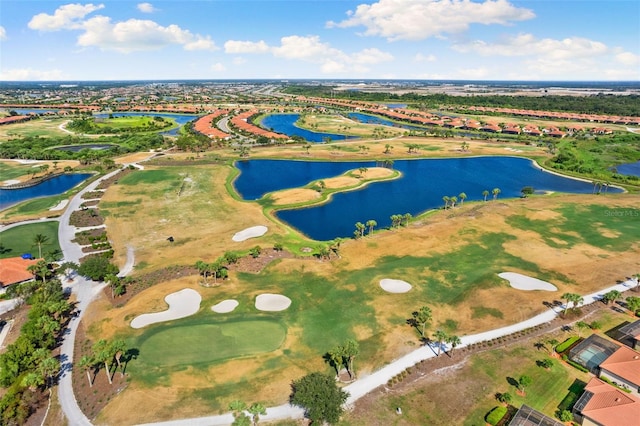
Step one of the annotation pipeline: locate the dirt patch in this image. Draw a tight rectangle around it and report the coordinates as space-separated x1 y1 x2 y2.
270 188 321 205
95 167 134 190
69 209 104 227
226 249 294 274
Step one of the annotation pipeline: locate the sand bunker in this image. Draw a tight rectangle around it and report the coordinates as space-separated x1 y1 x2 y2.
130 288 202 329
255 293 291 312
379 279 412 293
499 272 558 291
232 225 268 242
211 299 239 313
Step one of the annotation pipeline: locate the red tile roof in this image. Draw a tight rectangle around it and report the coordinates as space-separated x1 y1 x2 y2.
600 345 640 387
579 377 640 426
0 257 39 287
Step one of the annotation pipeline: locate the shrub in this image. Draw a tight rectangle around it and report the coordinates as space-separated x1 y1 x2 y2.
566 359 589 373
556 336 580 353
486 406 508 426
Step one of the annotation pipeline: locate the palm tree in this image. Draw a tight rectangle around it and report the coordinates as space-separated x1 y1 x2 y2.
93 339 113 384
412 306 432 338
248 403 267 426
402 213 412 226
492 187 501 200
482 189 489 202
342 339 359 379
433 330 448 356
602 290 621 305
459 192 467 205
28 259 49 284
442 196 450 209
446 335 462 356
449 195 458 208
79 355 95 387
384 144 393 154
38 357 60 388
32 233 50 259
327 347 343 377
355 222 365 238
366 219 377 235
561 292 583 315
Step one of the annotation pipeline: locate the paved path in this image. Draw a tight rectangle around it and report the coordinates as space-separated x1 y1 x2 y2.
133 278 638 426
56 168 122 426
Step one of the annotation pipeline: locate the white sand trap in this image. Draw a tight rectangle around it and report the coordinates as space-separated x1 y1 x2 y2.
2 179 20 186
255 293 291 312
211 299 239 313
499 272 558 291
130 288 202 329
232 225 268 242
379 279 412 293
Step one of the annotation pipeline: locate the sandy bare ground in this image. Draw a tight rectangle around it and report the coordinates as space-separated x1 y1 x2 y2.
211 299 239 313
499 272 558 291
379 278 413 293
255 293 291 311
49 199 69 211
232 225 268 242
130 288 202 329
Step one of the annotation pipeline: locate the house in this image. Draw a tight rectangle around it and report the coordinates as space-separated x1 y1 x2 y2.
573 377 640 426
618 320 640 350
598 345 640 396
0 256 39 289
509 404 564 426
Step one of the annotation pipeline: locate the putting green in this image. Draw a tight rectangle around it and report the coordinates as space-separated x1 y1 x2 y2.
134 319 286 367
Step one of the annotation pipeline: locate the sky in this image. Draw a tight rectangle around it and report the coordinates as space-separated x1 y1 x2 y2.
0 0 638 81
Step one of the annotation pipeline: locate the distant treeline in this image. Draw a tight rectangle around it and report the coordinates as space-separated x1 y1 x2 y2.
283 85 640 117
0 134 165 161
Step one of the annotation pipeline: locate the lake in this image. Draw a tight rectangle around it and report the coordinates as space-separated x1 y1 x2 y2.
261 114 356 143
93 112 199 136
0 173 93 210
234 157 621 241
616 160 640 177
56 143 116 152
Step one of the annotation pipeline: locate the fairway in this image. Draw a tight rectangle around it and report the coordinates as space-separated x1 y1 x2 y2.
0 220 60 259
133 319 286 368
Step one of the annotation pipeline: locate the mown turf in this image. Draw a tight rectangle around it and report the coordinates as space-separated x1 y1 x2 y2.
0 221 60 259
0 161 34 180
0 195 66 218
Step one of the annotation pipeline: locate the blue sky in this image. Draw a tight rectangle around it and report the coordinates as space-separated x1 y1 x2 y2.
0 0 638 81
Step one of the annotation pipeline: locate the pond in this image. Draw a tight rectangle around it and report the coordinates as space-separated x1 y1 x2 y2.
347 112 432 132
234 157 621 241
260 114 356 143
55 144 117 152
615 160 640 177
93 112 199 136
0 173 93 210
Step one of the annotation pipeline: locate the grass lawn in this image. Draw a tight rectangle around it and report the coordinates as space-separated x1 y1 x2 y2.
0 195 66 220
0 220 60 259
0 117 70 138
0 161 36 181
131 317 286 378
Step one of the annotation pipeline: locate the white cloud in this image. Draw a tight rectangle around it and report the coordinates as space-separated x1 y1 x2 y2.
0 68 65 80
453 34 608 59
137 3 157 13
211 63 226 72
352 48 394 64
272 35 344 61
232 57 247 65
0 26 6 41
224 40 269 54
327 0 535 41
77 16 217 52
28 3 104 31
615 51 640 66
414 53 437 62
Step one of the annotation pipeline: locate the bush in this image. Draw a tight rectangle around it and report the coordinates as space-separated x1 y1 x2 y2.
556 336 581 353
566 359 589 373
486 406 508 426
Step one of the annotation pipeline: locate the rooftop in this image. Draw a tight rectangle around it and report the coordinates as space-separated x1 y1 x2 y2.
0 256 39 287
574 377 640 426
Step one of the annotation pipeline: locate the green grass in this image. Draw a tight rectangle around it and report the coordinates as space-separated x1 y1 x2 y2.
0 195 66 218
134 319 285 367
507 204 640 250
0 161 34 180
0 221 60 259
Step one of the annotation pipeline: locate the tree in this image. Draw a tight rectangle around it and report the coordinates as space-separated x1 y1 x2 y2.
77 256 119 281
496 392 512 405
602 290 621 305
459 192 467 205
79 355 95 387
105 273 120 299
442 196 450 209
290 372 349 425
449 195 458 208
575 321 590 337
446 334 462 356
412 306 432 338
32 234 50 259
326 347 343 377
365 219 377 235
558 409 573 422
521 186 534 198
560 292 583 315
384 144 393 154
433 330 448 356
342 339 359 379
518 375 532 394
27 259 49 284
492 187 501 200
57 261 79 281
354 222 365 239
38 357 60 388
547 338 559 355
92 339 114 385
249 246 261 258
539 358 554 370
248 402 266 426
482 189 490 202
626 296 640 316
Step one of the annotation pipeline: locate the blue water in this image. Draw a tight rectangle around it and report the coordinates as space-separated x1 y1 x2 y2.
347 112 431 132
384 104 407 109
616 160 640 177
56 144 116 152
2 108 61 115
234 157 621 241
93 112 199 136
261 114 356 143
0 173 93 210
